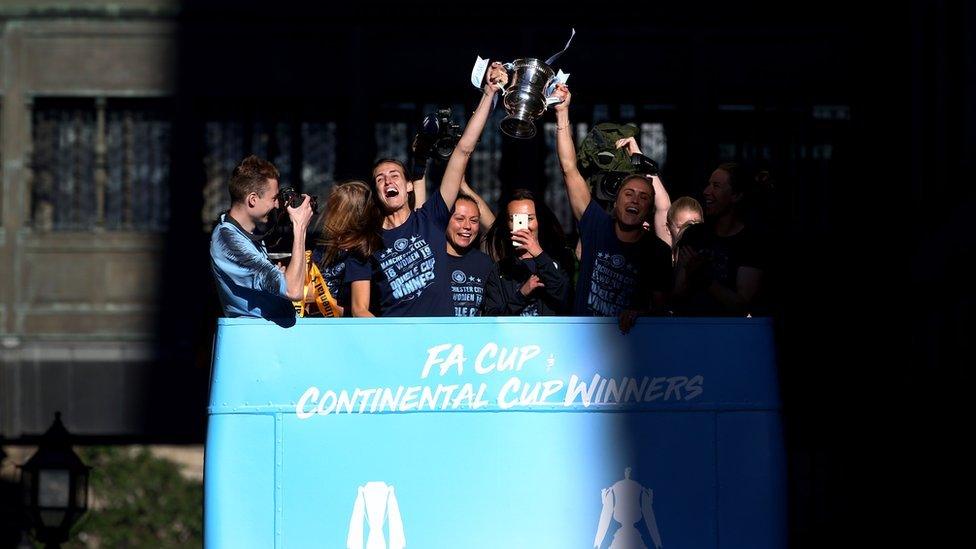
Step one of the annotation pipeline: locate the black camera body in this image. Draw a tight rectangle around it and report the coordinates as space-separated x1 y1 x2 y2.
278 186 319 214
413 107 462 162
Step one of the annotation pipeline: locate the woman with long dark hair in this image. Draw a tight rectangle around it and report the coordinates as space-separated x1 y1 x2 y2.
309 180 382 317
482 189 573 316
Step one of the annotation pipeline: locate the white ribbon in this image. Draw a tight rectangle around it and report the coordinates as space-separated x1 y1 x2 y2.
545 27 576 66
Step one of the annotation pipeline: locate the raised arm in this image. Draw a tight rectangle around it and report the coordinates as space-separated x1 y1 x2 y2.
615 137 673 245
283 196 314 300
460 176 496 232
441 62 508 209
412 171 427 209
552 84 592 221
651 175 672 245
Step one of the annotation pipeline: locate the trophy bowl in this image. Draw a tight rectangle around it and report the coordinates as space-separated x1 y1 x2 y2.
500 58 557 139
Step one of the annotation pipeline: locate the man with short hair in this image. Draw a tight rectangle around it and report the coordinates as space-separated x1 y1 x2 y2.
552 84 673 331
210 155 313 319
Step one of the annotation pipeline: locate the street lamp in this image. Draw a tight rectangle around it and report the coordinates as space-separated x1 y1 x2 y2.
20 412 90 549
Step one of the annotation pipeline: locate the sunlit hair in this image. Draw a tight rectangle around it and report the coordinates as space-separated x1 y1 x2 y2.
611 174 655 222
483 189 572 268
229 155 279 203
667 196 704 226
451 193 479 214
448 193 482 249
371 158 416 211
619 174 653 193
371 158 409 179
316 180 382 267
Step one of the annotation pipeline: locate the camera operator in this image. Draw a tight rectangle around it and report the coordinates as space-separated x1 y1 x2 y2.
210 155 313 320
552 84 673 332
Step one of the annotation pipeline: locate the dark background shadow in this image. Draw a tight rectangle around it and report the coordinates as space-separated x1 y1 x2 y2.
140 1 974 546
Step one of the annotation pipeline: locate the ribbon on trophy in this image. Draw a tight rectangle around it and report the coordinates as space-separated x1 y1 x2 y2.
469 28 575 139
293 250 340 318
544 27 576 66
469 28 575 94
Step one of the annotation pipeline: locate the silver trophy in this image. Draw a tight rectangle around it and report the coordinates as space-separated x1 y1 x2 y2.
471 29 575 139
498 58 561 139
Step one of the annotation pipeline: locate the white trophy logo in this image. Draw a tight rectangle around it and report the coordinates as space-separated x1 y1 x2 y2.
593 467 663 549
346 481 406 549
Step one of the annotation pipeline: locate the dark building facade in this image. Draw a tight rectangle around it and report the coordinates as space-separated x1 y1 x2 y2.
0 2 971 546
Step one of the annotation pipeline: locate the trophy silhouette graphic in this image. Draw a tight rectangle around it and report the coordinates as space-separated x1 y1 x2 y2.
346 481 406 549
593 467 663 549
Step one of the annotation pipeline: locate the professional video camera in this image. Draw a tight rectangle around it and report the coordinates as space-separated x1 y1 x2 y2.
577 122 660 203
412 107 461 162
594 153 660 203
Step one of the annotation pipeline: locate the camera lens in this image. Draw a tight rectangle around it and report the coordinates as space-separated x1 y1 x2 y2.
434 139 455 160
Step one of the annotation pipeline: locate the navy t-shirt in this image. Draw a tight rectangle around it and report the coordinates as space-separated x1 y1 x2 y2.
373 193 453 317
675 224 767 316
445 250 492 317
312 248 373 316
574 201 673 316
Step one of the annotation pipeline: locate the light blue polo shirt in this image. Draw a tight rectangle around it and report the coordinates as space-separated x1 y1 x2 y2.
210 213 295 320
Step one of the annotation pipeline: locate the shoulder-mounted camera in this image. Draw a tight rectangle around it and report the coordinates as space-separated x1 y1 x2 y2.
577 122 660 203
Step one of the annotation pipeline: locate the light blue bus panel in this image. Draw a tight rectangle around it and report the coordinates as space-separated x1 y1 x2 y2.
205 317 785 549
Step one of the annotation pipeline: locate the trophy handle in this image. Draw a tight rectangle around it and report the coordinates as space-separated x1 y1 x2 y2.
472 57 512 95
496 62 516 95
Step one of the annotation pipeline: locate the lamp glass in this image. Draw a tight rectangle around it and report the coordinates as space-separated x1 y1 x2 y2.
38 469 70 508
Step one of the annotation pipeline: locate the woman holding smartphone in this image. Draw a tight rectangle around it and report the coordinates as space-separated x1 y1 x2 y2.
482 189 574 316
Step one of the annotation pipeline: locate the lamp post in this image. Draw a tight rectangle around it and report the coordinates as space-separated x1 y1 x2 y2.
20 412 90 549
